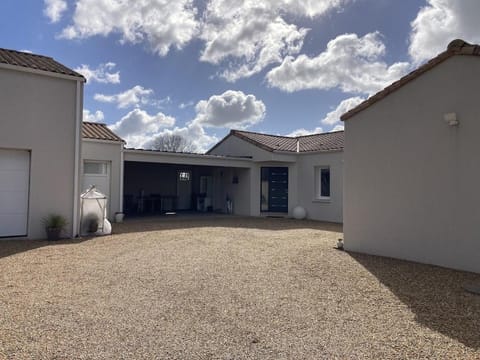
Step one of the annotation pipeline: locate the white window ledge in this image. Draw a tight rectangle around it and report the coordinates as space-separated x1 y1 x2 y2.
313 198 331 204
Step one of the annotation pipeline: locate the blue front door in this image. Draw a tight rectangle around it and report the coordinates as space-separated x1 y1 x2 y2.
261 167 288 213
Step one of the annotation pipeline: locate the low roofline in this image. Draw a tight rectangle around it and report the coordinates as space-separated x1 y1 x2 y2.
82 122 125 143
207 129 344 154
124 148 253 161
341 39 480 121
232 130 280 152
207 129 294 154
82 138 125 145
0 62 86 82
0 48 85 81
273 148 343 155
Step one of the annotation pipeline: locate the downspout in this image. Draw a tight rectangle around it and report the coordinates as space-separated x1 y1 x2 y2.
72 80 83 237
296 138 300 153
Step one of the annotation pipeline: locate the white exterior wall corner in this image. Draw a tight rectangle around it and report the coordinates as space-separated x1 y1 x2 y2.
296 151 343 223
73 80 84 237
0 68 78 239
344 55 480 273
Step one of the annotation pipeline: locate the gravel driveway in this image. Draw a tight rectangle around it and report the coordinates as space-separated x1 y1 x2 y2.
0 215 479 359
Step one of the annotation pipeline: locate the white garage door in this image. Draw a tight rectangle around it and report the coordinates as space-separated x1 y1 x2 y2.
0 149 30 237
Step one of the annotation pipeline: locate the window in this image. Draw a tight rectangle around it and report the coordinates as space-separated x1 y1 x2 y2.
84 161 107 175
178 171 191 181
315 166 330 199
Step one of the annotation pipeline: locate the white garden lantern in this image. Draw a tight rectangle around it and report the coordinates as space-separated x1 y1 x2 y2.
80 185 111 236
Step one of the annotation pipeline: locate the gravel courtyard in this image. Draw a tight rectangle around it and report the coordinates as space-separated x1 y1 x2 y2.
0 216 479 359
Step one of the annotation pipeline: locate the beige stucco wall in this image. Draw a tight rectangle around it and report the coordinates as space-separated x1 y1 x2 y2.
0 68 81 239
296 151 343 223
344 55 480 273
82 140 123 219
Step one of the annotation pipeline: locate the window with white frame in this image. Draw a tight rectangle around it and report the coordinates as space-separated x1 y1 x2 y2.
315 166 331 199
84 161 108 175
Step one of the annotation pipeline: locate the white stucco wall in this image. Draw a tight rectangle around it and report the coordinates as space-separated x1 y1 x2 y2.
213 167 252 216
296 151 343 223
0 68 81 239
344 55 480 273
210 135 343 221
82 140 123 219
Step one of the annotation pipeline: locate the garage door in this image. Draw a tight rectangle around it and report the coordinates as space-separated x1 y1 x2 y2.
0 149 30 237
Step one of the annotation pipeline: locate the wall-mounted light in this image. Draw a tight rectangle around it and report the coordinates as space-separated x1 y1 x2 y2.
444 112 459 126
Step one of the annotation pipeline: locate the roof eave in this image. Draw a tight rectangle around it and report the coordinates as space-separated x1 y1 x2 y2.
82 137 125 144
0 62 86 82
341 39 480 121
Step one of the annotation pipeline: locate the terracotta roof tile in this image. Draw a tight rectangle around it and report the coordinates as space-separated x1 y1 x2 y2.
0 48 84 79
82 122 124 143
234 130 298 152
298 131 344 152
341 39 480 121
208 129 344 154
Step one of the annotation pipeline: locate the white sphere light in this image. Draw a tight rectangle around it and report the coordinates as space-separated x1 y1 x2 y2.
293 206 307 220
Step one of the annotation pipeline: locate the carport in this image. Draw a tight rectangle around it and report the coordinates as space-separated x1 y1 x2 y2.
123 149 253 216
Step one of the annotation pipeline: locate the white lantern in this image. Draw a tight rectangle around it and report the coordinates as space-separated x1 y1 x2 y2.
293 206 307 220
80 185 111 236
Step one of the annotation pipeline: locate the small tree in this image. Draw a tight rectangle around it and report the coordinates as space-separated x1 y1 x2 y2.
151 134 197 153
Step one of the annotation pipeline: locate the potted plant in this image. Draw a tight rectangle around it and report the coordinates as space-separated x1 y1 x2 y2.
42 214 68 241
114 212 125 223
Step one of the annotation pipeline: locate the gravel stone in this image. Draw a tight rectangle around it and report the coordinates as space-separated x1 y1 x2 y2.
0 215 479 359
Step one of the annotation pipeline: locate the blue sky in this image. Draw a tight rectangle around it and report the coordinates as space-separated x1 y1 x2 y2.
1 0 478 151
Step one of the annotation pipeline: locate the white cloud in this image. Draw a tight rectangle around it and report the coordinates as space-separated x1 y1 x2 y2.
266 32 410 95
44 0 67 23
143 123 218 153
280 0 352 17
74 62 120 84
151 96 172 109
286 127 323 137
109 108 175 148
60 0 198 56
108 90 266 151
94 85 153 108
83 109 105 123
179 101 194 109
409 0 480 64
286 96 362 135
200 0 351 81
320 96 364 126
192 90 266 129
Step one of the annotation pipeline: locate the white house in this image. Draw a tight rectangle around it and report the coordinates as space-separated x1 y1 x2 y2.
342 39 480 274
0 48 344 240
83 126 344 224
207 130 344 222
0 48 84 239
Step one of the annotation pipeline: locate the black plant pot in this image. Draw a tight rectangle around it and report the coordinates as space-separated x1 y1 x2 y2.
46 227 62 241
